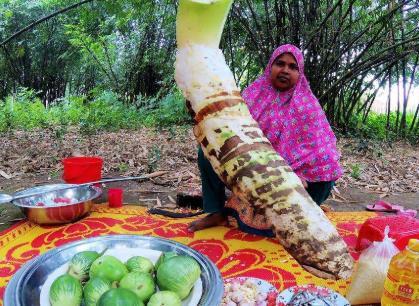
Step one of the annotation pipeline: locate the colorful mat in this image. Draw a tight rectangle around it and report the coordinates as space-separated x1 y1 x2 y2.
0 204 377 305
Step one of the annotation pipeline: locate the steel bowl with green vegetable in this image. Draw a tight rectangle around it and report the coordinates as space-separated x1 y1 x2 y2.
4 235 223 306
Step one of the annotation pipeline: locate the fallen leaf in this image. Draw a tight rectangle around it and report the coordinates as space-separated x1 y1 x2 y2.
0 170 11 179
168 195 176 204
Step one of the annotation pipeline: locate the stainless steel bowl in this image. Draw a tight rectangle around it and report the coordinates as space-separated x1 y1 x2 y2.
12 184 102 225
4 235 223 306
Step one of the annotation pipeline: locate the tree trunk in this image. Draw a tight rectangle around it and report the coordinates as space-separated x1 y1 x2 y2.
386 68 392 138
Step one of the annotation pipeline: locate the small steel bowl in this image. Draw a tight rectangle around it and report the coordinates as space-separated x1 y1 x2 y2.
12 184 102 225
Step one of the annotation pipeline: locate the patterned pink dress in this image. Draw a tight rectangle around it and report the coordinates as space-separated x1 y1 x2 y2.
242 44 343 182
225 44 343 233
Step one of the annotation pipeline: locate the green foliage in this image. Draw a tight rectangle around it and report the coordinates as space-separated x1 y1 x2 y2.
146 144 161 173
349 164 362 179
0 88 47 131
79 90 136 135
49 169 60 179
347 111 417 143
0 87 191 134
0 0 417 142
137 90 191 128
117 163 129 172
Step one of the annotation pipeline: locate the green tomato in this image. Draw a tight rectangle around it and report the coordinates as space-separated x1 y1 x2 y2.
119 272 155 302
156 255 201 300
98 288 144 306
68 251 100 281
49 274 82 306
154 252 177 271
147 291 182 306
89 255 128 283
83 277 112 306
126 256 154 274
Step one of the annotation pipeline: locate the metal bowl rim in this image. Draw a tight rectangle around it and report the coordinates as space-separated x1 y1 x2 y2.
13 184 79 195
4 234 223 306
12 184 102 208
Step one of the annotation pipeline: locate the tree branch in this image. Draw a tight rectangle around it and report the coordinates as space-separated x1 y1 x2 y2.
304 0 345 48
0 0 96 47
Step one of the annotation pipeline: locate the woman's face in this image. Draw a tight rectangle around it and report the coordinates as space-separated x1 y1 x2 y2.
270 53 300 91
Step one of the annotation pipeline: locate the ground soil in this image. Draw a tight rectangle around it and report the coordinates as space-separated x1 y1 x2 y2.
0 128 417 232
0 129 417 306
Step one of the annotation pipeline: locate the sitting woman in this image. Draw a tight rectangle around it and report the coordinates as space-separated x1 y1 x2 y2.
188 44 343 235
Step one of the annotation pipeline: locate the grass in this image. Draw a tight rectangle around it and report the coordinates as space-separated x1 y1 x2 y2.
0 87 192 135
0 87 416 144
345 111 417 143
349 163 362 179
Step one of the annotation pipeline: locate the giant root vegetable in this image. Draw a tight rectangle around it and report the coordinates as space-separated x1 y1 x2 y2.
174 0 354 279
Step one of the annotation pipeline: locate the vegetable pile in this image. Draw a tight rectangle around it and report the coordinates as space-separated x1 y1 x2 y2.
221 278 277 306
48 250 201 306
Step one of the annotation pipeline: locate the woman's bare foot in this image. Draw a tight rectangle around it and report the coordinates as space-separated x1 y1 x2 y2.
320 204 333 212
188 212 227 232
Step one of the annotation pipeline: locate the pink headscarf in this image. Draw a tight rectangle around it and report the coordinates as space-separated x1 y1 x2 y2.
242 44 343 182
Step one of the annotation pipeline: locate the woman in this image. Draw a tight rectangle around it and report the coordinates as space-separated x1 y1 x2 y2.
188 44 343 235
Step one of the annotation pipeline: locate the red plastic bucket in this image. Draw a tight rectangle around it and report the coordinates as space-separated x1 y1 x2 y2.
62 156 103 184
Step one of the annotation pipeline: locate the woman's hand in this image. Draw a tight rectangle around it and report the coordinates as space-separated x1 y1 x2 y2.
300 177 308 189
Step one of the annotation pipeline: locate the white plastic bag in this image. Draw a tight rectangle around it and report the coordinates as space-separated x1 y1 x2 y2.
346 226 399 305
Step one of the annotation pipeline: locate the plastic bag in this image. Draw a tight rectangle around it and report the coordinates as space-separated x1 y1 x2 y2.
346 226 400 305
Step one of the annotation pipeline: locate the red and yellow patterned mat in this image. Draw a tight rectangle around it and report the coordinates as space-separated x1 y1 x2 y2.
0 204 377 305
